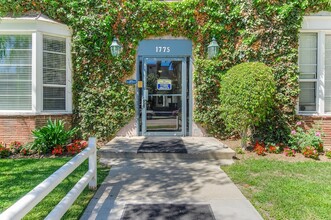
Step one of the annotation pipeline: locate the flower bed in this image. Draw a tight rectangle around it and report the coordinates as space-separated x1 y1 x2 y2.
0 139 89 159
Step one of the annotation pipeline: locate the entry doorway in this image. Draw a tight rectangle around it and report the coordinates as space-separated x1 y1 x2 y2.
136 39 192 137
141 58 186 136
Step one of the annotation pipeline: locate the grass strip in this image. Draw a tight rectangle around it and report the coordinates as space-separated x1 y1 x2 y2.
0 158 110 219
222 158 331 220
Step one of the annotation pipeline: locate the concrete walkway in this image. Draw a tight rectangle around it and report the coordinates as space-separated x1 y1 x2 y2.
81 157 263 220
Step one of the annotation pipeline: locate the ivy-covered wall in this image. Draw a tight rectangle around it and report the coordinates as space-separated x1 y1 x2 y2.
0 0 330 142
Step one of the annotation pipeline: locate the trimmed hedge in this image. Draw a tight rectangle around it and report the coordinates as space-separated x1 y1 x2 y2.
219 62 276 147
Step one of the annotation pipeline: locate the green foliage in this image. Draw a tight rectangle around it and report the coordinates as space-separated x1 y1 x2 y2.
326 150 331 159
0 1 329 142
235 147 245 155
219 62 276 146
0 158 110 218
0 146 11 158
31 119 77 154
302 146 319 159
193 59 231 138
222 159 331 219
8 141 23 154
288 121 324 152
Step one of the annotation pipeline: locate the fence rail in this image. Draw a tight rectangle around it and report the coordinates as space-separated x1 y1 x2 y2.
0 137 97 220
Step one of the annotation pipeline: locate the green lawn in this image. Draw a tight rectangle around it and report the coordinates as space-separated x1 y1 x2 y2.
0 158 110 219
222 159 331 220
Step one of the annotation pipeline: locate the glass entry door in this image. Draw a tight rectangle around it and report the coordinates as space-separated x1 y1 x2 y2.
142 57 186 136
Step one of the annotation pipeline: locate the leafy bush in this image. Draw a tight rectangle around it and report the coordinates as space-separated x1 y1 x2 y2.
66 140 88 155
8 141 22 154
326 150 331 159
235 147 245 154
0 142 11 158
194 59 232 138
254 142 266 156
266 144 281 154
51 145 63 156
219 62 276 148
253 110 292 148
288 121 323 152
31 119 77 154
302 146 319 159
284 147 296 157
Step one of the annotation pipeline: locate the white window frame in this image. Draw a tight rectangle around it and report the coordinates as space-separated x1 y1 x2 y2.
41 34 71 112
298 13 331 116
0 16 72 115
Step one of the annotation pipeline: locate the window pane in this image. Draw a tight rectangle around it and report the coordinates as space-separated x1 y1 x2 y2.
0 35 32 49
43 87 65 110
0 35 32 110
43 35 66 53
299 33 317 79
0 96 31 110
0 66 31 81
43 69 66 85
0 81 31 95
43 35 66 111
299 82 316 111
43 52 66 69
299 33 317 48
325 35 331 112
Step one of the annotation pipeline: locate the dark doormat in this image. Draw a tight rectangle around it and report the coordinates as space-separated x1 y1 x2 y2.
137 138 187 153
120 204 216 220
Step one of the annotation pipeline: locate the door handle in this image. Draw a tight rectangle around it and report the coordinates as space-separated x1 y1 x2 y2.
142 89 148 108
142 99 147 108
143 89 148 101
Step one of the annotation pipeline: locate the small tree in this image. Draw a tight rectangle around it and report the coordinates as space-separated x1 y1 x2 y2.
219 62 276 148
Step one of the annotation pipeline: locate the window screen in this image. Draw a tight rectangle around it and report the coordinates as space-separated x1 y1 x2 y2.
0 35 32 110
298 33 317 112
43 35 66 110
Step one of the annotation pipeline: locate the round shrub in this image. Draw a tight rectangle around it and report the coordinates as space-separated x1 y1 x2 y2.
219 62 276 148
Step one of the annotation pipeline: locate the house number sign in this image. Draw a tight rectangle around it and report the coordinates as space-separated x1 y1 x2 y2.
156 46 170 53
138 39 192 56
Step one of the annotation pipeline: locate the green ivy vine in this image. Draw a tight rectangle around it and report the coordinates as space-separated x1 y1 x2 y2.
0 0 330 142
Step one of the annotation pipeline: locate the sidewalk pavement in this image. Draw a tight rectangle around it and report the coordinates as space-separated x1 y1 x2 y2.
80 158 263 220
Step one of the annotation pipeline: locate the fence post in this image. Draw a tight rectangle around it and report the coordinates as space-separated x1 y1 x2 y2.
88 137 97 189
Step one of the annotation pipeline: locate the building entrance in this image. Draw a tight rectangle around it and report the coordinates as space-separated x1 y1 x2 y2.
142 57 186 135
136 39 192 136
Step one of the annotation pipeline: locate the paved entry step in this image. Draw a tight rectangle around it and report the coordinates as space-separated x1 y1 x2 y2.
98 137 235 162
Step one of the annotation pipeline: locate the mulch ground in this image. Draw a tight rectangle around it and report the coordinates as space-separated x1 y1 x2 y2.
5 153 74 159
221 139 331 162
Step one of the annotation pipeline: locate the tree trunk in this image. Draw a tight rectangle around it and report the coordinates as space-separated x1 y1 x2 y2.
241 127 248 149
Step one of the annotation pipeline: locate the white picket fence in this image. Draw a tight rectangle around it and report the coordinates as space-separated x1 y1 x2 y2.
0 137 97 220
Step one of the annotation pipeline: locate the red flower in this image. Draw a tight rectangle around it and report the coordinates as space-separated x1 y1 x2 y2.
66 140 88 155
52 145 63 156
267 145 277 153
20 148 27 155
254 141 266 156
302 146 319 159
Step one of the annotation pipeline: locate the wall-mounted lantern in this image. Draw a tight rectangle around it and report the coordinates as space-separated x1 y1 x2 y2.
110 37 122 57
239 50 245 61
207 37 219 59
